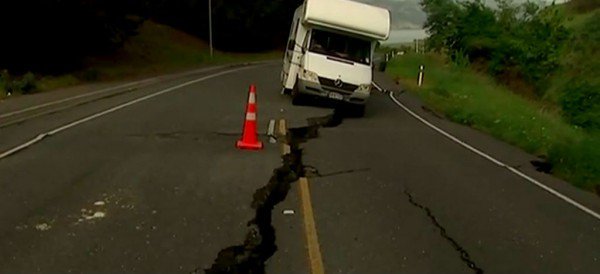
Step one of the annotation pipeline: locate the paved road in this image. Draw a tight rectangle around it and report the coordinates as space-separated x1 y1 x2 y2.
0 62 599 273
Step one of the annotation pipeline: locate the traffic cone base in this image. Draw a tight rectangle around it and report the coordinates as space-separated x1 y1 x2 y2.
236 140 263 150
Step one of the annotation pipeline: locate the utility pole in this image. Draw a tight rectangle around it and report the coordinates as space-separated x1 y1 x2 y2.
208 0 213 58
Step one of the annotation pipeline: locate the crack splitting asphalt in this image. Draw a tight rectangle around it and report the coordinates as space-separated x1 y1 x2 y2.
404 189 485 274
197 109 347 274
303 165 371 178
199 100 485 273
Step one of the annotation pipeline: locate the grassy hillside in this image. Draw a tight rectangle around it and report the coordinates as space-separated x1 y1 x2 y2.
386 4 600 192
1 20 281 98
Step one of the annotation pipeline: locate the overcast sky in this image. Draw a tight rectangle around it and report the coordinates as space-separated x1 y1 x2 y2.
354 0 568 29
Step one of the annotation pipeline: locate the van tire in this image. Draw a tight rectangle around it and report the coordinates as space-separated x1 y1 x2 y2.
291 83 303 105
282 88 292 95
351 104 366 117
291 92 303 105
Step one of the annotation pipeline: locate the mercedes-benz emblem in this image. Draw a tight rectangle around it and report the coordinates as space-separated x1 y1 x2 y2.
334 78 343 88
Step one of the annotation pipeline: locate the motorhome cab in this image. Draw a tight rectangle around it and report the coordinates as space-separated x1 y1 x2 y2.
281 0 390 115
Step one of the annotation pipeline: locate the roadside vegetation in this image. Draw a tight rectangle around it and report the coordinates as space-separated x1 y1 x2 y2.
386 0 599 191
0 21 280 97
1 0 298 98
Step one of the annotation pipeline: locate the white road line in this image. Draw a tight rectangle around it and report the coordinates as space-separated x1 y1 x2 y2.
0 80 155 119
388 91 600 221
372 82 384 93
0 66 257 160
0 64 243 119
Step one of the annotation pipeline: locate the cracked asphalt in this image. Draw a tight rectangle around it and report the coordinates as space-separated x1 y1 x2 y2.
0 62 599 273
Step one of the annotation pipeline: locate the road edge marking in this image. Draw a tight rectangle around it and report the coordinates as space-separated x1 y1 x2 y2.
298 177 325 274
0 66 258 160
388 91 600 221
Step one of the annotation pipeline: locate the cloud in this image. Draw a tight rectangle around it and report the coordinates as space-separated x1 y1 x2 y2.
353 0 565 29
354 0 426 29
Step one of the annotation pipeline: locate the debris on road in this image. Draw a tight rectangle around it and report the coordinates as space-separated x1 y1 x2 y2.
94 201 106 206
283 209 295 215
35 223 51 231
84 212 106 220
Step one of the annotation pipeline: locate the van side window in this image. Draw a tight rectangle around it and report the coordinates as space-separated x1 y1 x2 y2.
287 19 300 51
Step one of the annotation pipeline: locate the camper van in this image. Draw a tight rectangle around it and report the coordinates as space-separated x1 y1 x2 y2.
281 0 390 115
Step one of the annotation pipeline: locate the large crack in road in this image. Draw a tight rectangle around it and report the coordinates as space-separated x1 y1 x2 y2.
198 108 346 274
404 189 485 274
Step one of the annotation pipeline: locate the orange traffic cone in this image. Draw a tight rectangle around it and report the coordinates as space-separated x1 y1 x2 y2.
236 84 263 150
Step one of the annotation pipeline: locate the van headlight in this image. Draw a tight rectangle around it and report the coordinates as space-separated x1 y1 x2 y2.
299 68 319 82
356 84 371 93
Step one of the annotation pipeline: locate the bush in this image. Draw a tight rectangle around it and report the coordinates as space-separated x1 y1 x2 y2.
81 68 100 81
15 72 38 94
561 80 600 131
421 0 570 94
1 70 14 94
0 71 38 95
0 72 5 95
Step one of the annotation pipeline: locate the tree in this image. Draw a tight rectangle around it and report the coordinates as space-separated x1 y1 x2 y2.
421 0 569 93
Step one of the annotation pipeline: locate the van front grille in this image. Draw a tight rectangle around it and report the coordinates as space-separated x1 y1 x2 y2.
318 77 358 93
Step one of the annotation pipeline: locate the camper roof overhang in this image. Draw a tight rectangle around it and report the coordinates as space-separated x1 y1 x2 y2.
302 0 391 41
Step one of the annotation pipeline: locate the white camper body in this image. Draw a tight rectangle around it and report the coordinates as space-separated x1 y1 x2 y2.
281 0 390 108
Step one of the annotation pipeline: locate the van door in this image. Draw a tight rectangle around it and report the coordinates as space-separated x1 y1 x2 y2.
282 18 300 86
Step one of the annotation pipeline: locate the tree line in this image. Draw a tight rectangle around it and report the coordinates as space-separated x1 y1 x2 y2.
0 0 302 74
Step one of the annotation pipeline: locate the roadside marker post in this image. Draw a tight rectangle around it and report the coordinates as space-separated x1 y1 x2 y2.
417 65 424 87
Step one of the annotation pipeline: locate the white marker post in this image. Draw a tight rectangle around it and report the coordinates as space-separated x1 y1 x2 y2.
417 65 424 87
415 39 418 54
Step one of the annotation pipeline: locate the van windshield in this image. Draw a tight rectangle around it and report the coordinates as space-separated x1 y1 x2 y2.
309 29 371 65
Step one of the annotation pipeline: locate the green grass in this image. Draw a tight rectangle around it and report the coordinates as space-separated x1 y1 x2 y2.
85 21 280 79
387 53 599 191
87 21 283 79
33 21 281 93
37 74 80 92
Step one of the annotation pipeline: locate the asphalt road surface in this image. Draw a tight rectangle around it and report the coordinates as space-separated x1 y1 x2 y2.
0 62 599 274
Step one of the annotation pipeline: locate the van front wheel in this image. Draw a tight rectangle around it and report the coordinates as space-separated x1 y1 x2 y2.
291 84 303 105
291 91 303 105
350 104 365 117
